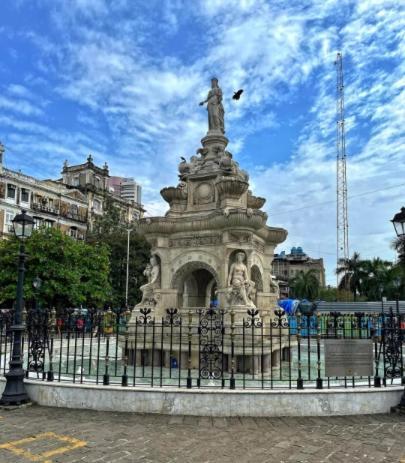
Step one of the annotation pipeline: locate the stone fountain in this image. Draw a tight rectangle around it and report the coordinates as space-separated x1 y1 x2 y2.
132 77 287 322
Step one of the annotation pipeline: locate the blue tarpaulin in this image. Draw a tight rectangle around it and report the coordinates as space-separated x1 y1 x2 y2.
277 299 299 315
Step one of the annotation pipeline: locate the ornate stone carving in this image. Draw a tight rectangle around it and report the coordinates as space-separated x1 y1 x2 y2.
193 182 214 205
161 186 187 205
228 232 264 253
169 234 222 248
270 274 280 297
216 176 249 200
229 231 252 244
139 255 160 306
178 159 190 177
253 239 265 254
247 192 266 209
219 151 233 172
226 251 256 308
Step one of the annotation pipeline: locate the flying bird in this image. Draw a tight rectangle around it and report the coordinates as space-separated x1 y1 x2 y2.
232 89 244 100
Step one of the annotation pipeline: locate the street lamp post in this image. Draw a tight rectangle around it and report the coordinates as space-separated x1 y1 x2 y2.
390 207 405 413
391 207 405 264
125 227 131 308
0 210 34 406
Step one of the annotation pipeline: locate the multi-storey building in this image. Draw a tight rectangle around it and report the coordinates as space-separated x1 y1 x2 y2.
0 145 144 239
272 246 326 297
108 176 142 204
0 157 88 240
60 156 144 229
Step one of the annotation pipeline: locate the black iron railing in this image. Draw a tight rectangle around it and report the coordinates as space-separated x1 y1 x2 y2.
0 307 404 390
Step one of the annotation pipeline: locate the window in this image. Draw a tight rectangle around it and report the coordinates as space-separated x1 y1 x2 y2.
73 176 80 186
69 227 78 238
44 220 54 228
7 184 16 200
33 217 43 230
4 211 15 233
93 199 101 212
21 188 30 203
5 211 14 225
70 204 79 216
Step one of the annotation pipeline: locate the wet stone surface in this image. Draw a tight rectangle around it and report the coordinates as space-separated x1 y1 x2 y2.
0 405 404 462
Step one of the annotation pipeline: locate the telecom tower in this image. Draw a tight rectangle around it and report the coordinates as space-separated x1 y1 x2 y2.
335 52 349 287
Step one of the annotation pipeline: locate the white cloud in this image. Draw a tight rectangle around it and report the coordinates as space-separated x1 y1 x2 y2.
2 0 404 284
0 95 44 117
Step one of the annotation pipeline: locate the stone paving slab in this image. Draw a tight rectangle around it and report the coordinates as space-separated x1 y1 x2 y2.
0 406 404 463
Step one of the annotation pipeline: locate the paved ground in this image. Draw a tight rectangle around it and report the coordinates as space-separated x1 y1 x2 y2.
0 406 404 463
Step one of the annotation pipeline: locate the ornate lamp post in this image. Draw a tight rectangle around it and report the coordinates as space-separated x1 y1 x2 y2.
391 207 405 264
390 207 405 413
0 210 34 406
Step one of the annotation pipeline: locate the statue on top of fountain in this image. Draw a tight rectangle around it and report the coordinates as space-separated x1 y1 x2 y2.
199 77 225 134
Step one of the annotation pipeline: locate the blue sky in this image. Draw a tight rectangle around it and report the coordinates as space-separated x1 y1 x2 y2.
0 0 404 284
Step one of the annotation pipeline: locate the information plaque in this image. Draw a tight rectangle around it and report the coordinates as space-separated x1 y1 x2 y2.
324 339 373 377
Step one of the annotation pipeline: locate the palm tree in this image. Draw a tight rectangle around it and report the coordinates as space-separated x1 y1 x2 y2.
289 269 320 300
336 252 365 301
392 236 405 266
361 257 393 301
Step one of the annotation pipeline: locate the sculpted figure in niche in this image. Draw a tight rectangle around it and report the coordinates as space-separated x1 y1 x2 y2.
199 77 225 134
139 255 160 304
270 274 280 297
227 251 256 307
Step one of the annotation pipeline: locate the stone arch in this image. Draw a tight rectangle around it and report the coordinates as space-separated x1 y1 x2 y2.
251 264 264 292
171 261 219 308
171 261 219 291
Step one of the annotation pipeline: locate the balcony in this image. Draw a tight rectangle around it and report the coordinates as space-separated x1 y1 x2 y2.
31 202 87 224
32 202 59 215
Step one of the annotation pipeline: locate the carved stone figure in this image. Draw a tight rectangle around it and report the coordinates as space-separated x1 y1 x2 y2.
178 159 190 176
199 77 225 134
270 274 280 297
227 251 256 307
139 255 160 305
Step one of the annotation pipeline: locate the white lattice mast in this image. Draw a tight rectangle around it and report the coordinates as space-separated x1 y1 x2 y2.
335 52 349 287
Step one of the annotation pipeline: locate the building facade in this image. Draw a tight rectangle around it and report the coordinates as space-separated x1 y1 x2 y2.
108 176 142 204
0 145 144 239
0 166 88 240
272 246 326 297
61 156 144 229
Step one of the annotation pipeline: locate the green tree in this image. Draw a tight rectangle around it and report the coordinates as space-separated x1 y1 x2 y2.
0 227 111 308
336 252 365 301
289 269 320 300
361 257 393 301
87 197 150 307
392 235 405 266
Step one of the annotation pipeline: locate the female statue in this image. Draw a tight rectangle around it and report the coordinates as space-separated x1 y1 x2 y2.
227 251 256 307
199 77 225 134
139 255 160 303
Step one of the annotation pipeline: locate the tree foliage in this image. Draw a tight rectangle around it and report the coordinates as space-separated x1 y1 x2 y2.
87 197 151 307
336 252 405 301
0 227 111 308
289 269 320 300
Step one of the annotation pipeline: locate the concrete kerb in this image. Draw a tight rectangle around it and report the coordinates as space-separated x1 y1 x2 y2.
0 377 403 417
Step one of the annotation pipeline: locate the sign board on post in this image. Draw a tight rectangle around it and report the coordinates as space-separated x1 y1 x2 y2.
324 339 373 377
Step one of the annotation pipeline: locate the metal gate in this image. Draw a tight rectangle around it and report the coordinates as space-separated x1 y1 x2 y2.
198 308 224 386
382 308 403 381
